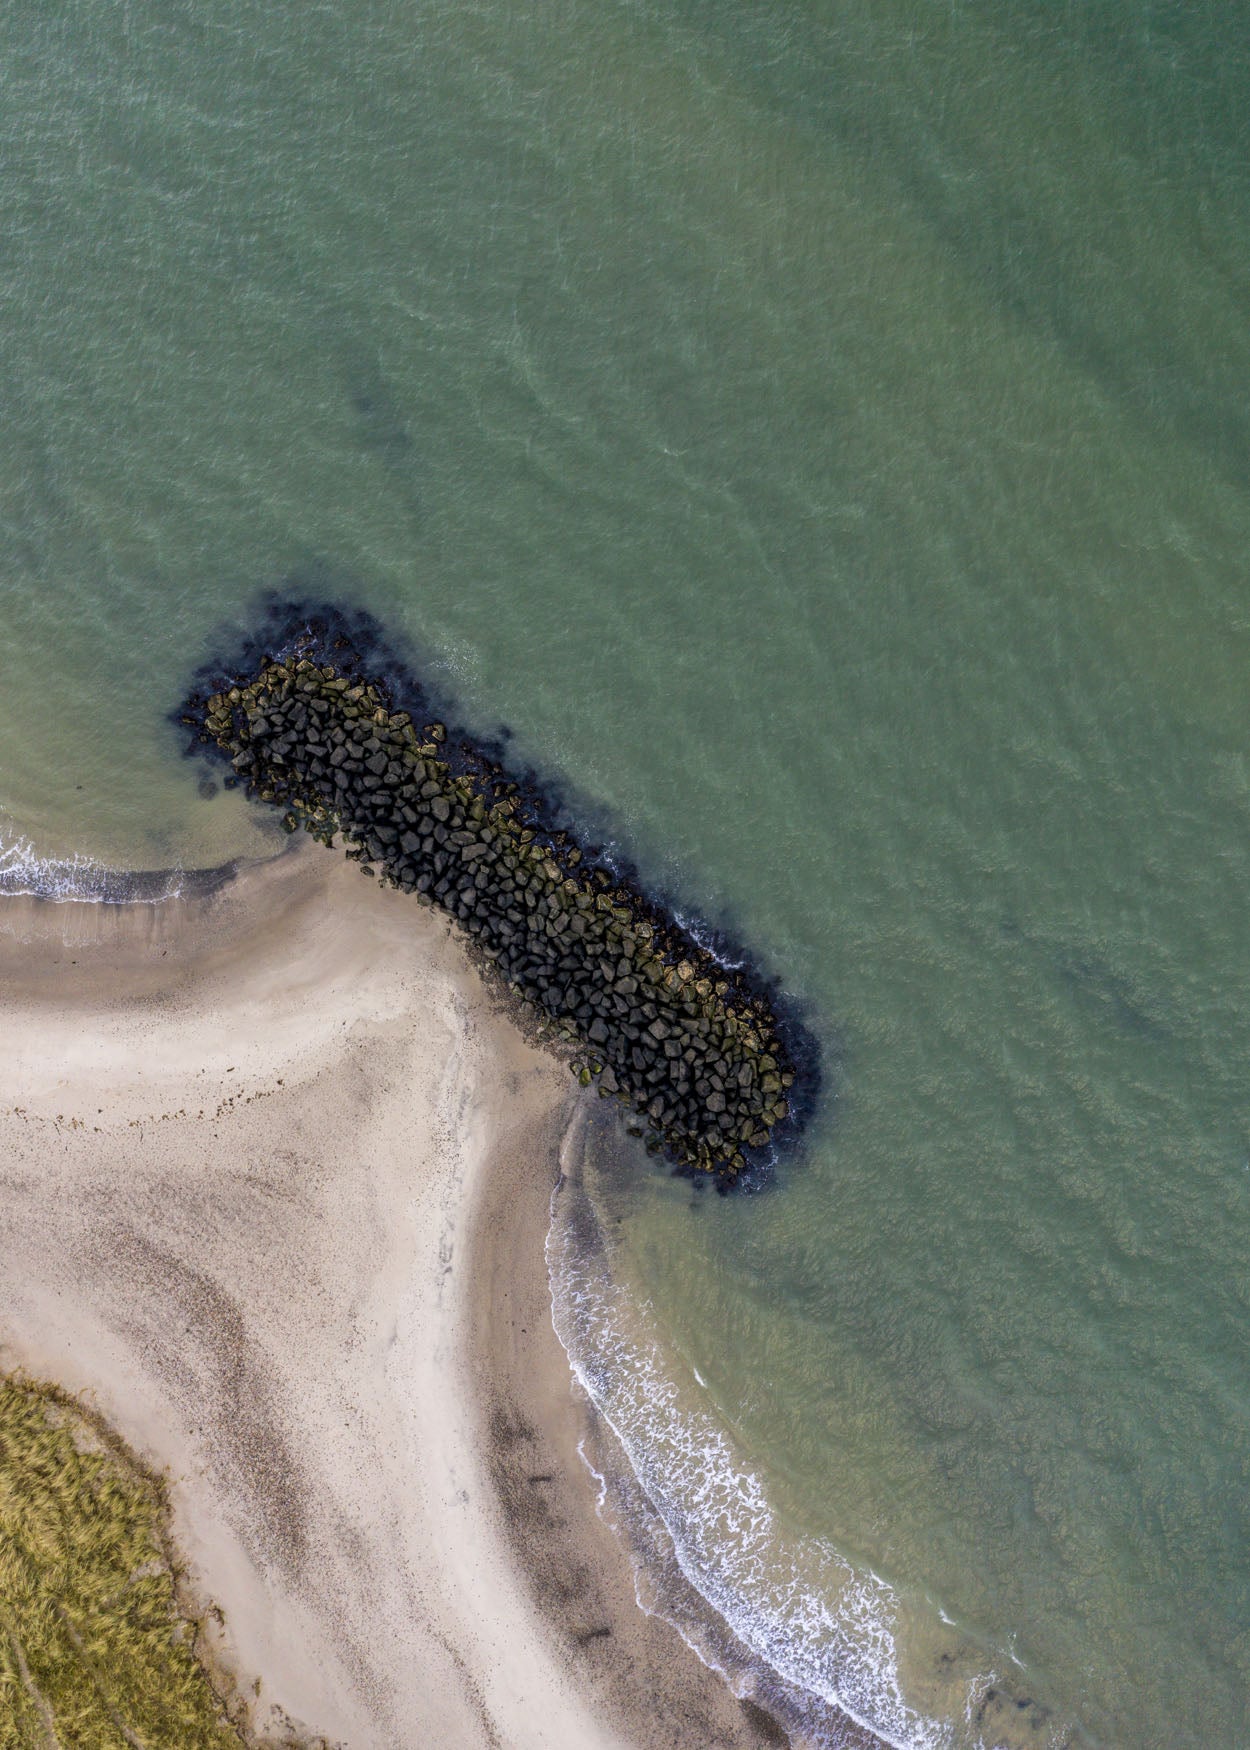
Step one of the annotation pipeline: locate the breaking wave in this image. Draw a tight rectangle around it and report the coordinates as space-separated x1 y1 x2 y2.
545 1119 962 1750
0 823 231 904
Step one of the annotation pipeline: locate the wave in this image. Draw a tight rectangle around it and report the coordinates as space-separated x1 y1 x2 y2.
544 1116 1057 1750
0 824 235 905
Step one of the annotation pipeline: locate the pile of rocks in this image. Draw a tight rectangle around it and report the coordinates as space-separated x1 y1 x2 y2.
186 655 796 1180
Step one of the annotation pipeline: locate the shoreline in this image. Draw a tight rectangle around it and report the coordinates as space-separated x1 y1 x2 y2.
0 839 794 1748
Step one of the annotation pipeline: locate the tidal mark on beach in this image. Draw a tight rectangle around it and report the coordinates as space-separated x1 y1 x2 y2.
97 1226 310 1578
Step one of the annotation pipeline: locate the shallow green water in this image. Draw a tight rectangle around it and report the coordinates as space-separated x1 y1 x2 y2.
3 3 1249 1743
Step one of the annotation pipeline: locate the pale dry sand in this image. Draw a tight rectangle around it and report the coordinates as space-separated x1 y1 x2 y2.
0 841 786 1749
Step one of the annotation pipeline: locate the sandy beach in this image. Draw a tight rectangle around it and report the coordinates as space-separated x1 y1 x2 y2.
0 840 789 1749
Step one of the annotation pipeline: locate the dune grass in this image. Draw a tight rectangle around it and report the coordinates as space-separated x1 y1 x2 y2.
0 1375 248 1749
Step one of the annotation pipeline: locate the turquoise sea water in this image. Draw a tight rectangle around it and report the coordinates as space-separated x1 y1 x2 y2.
3 3 1250 1743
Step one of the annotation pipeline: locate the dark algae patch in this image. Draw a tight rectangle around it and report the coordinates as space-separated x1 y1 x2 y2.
179 604 809 1185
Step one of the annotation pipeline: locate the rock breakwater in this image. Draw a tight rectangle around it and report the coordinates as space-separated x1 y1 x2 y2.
181 626 801 1183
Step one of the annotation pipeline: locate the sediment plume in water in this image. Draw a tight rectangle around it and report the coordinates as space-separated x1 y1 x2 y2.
178 604 811 1183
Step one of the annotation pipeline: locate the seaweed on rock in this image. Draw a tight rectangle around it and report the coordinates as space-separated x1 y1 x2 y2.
179 608 807 1185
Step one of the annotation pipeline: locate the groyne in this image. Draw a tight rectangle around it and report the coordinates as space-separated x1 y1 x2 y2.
180 614 802 1182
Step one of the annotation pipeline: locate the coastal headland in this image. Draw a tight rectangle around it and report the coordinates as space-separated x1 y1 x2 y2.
0 842 816 1748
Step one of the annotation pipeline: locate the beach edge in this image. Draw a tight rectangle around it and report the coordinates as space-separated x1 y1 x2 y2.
0 841 789 1749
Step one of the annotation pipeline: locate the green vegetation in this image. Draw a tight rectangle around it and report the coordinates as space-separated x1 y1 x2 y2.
0 1375 245 1750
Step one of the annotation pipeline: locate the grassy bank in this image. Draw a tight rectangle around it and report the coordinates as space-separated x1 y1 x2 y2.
0 1376 289 1749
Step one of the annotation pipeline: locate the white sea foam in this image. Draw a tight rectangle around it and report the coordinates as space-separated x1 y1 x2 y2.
671 906 747 970
0 825 186 904
545 1148 956 1750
